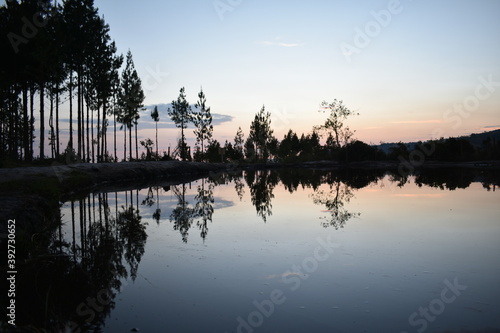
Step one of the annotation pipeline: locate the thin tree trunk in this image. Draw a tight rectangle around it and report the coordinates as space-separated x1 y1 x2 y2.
114 108 117 162
81 76 85 162
49 85 55 158
91 108 95 163
102 101 107 161
69 72 73 151
135 122 138 160
87 195 93 260
22 87 29 161
30 86 35 160
56 85 60 156
14 93 20 159
104 193 109 234
98 193 103 231
39 81 45 159
155 122 158 157
123 126 126 161
77 72 81 159
136 189 139 210
97 106 101 162
86 102 90 162
71 201 76 261
129 124 132 161
79 198 85 262
181 125 184 161
7 92 15 158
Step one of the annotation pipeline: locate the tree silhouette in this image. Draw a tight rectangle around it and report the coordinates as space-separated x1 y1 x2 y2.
168 87 192 161
118 50 144 161
315 99 358 149
249 105 274 162
233 126 245 160
151 105 160 158
193 88 213 161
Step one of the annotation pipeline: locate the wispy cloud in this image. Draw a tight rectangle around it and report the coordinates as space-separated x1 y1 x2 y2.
391 120 443 124
141 103 233 129
392 194 445 198
260 40 303 48
481 125 500 129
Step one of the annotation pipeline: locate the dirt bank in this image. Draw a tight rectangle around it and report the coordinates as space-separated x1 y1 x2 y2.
0 160 231 194
0 161 233 241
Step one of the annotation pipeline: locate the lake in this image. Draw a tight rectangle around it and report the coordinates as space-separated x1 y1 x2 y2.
10 168 500 332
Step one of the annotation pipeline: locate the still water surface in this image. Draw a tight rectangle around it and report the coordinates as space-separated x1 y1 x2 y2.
45 169 500 332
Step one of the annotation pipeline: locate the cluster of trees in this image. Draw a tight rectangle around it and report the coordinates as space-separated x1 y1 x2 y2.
163 99 360 163
389 136 500 162
1 0 144 163
161 87 214 162
156 96 500 164
193 100 370 163
152 92 500 163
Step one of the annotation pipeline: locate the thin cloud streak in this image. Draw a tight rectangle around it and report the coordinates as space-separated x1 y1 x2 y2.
260 41 303 48
391 120 444 124
392 194 446 198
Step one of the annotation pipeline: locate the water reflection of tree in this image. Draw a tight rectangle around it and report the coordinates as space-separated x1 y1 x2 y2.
233 175 245 201
12 190 151 332
414 168 475 190
245 170 278 222
142 186 162 224
13 167 499 331
117 205 147 281
170 184 196 242
310 180 360 229
142 186 155 207
388 172 409 188
153 186 162 224
194 179 215 240
278 168 323 193
482 182 497 191
169 180 216 242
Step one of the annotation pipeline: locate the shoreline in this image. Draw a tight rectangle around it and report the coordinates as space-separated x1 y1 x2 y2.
0 160 498 241
0 160 230 194
1 159 499 191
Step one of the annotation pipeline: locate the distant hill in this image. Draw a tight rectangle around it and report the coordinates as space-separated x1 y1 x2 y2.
466 129 500 147
374 129 500 153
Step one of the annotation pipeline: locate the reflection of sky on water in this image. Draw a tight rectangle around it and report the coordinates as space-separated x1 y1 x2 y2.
58 173 499 333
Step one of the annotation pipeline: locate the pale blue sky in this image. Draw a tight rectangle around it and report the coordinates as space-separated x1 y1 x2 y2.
93 0 500 144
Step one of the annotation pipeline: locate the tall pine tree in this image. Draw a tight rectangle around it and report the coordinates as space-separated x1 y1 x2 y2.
249 105 274 162
168 87 192 161
192 88 213 161
118 50 144 161
151 105 160 158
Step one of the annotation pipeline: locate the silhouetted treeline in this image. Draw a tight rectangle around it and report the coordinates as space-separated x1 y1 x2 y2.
202 133 499 164
1 0 144 164
1 0 498 165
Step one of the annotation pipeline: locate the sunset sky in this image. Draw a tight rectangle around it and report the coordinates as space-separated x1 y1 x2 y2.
91 0 500 148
